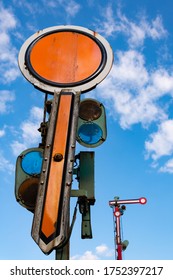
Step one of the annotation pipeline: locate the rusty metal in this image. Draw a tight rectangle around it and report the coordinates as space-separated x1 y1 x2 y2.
32 90 80 254
53 153 63 162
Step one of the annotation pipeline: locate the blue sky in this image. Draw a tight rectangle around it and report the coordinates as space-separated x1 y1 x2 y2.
0 0 173 260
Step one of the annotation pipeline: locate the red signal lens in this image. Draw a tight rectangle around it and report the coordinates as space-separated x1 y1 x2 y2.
139 197 147 204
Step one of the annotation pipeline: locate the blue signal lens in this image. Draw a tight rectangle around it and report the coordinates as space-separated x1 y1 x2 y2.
78 123 102 145
21 151 43 175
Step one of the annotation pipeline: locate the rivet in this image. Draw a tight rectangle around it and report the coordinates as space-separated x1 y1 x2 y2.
53 153 63 162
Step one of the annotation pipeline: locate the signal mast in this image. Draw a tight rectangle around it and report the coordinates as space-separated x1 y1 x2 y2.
109 196 147 260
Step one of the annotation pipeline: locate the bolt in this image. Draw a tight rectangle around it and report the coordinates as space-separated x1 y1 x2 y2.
53 153 63 162
20 154 24 158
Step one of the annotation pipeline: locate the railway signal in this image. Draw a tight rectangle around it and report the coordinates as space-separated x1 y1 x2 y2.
17 25 113 256
109 196 147 260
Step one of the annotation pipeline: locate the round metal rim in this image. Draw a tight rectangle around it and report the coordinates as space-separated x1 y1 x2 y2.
18 25 114 94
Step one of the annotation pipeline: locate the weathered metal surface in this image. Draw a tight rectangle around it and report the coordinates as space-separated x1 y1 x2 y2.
32 90 80 254
18 25 113 94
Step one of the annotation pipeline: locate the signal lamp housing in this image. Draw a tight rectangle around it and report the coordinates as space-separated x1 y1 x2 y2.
15 148 43 212
76 98 107 148
122 240 129 251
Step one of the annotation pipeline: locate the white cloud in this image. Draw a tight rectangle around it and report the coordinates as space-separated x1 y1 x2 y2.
147 16 167 39
126 15 167 47
98 50 168 129
4 68 20 83
12 0 40 15
96 244 114 257
96 244 108 254
145 120 173 160
30 106 43 122
0 150 14 174
151 69 173 95
95 6 170 129
21 121 41 143
95 5 117 37
0 4 16 29
11 106 43 156
42 0 80 18
0 129 5 137
159 158 173 174
96 6 167 47
0 90 15 114
11 141 28 156
111 50 149 87
71 244 114 260
65 0 80 17
95 7 173 173
113 92 166 129
71 251 98 260
0 3 20 83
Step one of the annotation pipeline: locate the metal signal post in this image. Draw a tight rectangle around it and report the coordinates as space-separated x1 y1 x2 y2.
109 196 147 260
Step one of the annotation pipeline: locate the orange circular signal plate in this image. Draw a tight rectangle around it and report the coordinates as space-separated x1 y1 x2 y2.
19 25 114 93
26 31 103 85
